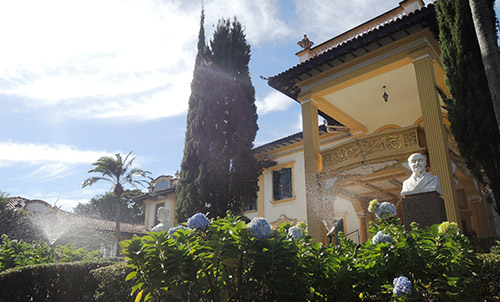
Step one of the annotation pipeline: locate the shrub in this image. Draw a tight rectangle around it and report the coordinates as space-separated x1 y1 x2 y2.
477 253 500 301
91 262 134 302
122 213 310 301
0 261 115 302
0 234 102 271
357 219 478 300
122 212 480 301
490 240 500 254
470 237 500 253
0 234 55 271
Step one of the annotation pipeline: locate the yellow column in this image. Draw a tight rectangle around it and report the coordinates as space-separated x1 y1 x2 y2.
144 202 150 229
356 211 368 243
171 197 177 225
300 94 323 242
413 54 460 223
257 174 265 217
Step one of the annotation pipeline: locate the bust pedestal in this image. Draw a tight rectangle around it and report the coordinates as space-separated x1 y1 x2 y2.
401 192 446 229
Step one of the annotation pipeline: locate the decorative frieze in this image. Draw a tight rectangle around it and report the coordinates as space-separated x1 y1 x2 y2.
321 126 424 172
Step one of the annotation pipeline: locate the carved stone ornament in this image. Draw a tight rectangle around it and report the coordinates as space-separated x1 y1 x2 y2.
321 127 420 172
298 34 314 49
270 214 297 228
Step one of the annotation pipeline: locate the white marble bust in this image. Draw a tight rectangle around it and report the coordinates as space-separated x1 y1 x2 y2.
401 153 442 196
151 207 173 232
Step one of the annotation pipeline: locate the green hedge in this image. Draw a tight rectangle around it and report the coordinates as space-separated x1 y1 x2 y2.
0 261 115 302
91 262 134 302
478 253 500 301
0 235 498 301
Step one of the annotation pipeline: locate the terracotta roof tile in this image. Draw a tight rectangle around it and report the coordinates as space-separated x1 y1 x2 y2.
7 196 147 235
268 3 436 101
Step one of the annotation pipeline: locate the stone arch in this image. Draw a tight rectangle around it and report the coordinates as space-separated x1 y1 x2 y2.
374 124 401 133
335 192 363 212
319 191 366 244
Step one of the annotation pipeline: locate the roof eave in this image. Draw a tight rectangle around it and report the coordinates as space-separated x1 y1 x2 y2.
267 4 436 101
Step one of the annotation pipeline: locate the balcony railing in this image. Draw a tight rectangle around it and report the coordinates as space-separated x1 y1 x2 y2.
320 125 426 172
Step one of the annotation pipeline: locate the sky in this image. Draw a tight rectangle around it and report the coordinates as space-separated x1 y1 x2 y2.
1 0 489 211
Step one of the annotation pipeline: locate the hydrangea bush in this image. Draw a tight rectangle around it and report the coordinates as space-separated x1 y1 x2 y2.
371 231 393 245
122 211 480 301
287 225 304 240
369 199 397 219
247 217 271 239
437 221 459 237
186 213 210 230
393 276 412 297
167 226 188 237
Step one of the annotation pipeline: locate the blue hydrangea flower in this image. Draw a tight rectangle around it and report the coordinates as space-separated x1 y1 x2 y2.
287 225 303 240
393 276 412 297
372 231 393 244
375 202 397 219
247 217 271 240
187 213 210 230
167 226 188 237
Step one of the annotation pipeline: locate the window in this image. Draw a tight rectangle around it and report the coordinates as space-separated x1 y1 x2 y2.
244 199 257 212
272 167 293 201
154 179 169 192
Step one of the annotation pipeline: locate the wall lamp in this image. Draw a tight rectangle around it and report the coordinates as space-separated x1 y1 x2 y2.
382 85 389 102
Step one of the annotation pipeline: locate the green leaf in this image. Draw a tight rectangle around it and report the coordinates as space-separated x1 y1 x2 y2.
126 271 138 281
134 289 143 302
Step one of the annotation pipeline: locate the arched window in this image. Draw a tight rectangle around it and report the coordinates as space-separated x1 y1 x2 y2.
154 179 169 192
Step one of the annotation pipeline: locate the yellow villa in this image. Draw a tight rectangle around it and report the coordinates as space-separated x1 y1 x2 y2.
139 0 498 244
265 0 497 242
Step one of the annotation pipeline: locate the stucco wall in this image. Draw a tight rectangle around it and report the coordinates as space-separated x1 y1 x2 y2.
146 195 176 230
262 151 307 225
330 197 359 243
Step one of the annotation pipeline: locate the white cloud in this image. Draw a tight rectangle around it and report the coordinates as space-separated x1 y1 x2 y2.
256 91 294 115
0 140 115 182
30 189 101 211
0 0 294 121
294 0 404 43
55 198 92 211
24 162 74 181
296 113 303 132
0 141 112 165
205 0 293 46
0 0 199 120
52 74 192 121
0 141 138 209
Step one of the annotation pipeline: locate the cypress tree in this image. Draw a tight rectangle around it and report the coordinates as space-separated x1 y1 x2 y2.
435 0 500 214
176 16 259 221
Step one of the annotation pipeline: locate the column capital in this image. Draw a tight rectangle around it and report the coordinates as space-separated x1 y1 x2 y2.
412 53 434 63
356 211 367 218
298 92 318 104
409 42 440 63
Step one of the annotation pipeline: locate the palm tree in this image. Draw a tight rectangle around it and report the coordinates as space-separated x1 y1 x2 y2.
82 152 150 255
469 0 500 133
